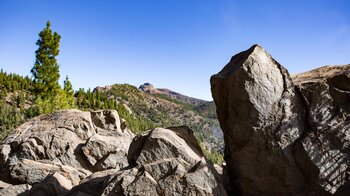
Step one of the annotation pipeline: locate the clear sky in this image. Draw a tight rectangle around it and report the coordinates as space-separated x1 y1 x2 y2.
0 0 349 100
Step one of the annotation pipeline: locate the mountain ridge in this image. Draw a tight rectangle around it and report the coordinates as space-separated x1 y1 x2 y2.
139 82 207 105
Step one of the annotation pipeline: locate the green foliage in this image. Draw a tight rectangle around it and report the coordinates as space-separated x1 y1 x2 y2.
25 106 39 119
0 69 33 94
194 101 217 119
34 88 72 114
199 142 224 164
75 88 156 134
31 21 61 99
116 104 156 134
0 100 25 141
63 75 75 107
0 70 34 141
28 21 74 114
34 96 52 114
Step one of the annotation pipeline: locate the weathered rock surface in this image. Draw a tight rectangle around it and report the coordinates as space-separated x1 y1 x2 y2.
10 159 89 186
211 44 350 195
292 65 350 194
0 184 31 196
66 169 117 196
0 180 11 189
82 134 130 171
0 109 134 194
27 172 73 196
101 126 227 196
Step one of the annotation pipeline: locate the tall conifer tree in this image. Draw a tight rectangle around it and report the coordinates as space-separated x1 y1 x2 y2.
31 21 61 99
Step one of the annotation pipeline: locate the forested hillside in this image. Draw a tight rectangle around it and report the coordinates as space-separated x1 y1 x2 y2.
0 70 35 141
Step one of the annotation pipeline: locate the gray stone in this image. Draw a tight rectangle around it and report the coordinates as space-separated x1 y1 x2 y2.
0 184 31 196
0 109 134 187
10 159 90 186
0 180 12 189
82 134 131 171
211 44 350 195
0 144 11 165
27 172 73 196
102 126 227 196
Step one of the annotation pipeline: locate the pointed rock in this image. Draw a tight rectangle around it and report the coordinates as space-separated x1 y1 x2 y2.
211 45 322 194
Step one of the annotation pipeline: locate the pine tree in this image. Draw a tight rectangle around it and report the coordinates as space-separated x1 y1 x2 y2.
63 75 74 107
31 21 61 99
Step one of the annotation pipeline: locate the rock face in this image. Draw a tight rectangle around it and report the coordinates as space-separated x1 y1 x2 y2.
0 110 226 195
211 45 350 195
292 65 350 195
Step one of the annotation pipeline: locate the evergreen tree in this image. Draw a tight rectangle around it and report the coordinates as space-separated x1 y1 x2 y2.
31 21 63 113
31 21 61 99
63 75 74 107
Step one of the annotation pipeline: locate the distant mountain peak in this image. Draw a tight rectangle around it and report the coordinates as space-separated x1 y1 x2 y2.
139 83 206 105
139 82 157 93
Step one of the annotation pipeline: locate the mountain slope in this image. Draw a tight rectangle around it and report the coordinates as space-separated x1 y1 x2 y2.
94 83 223 151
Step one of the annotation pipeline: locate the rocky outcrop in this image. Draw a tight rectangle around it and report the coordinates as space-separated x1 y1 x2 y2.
139 83 158 94
211 44 350 195
0 109 134 195
101 126 227 196
0 110 226 195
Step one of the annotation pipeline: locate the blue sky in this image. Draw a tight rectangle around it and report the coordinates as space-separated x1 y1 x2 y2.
0 0 349 100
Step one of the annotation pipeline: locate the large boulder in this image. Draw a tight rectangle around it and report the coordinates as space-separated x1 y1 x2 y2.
101 126 227 196
211 45 350 195
0 109 134 193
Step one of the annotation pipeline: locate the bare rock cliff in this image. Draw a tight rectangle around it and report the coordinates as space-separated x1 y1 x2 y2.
211 45 350 195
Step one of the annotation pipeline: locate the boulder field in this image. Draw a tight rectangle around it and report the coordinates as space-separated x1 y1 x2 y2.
0 110 226 195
